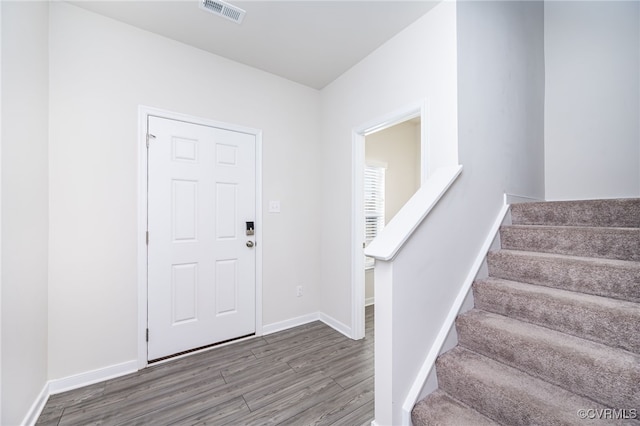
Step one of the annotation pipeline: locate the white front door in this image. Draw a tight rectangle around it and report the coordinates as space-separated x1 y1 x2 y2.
147 116 256 361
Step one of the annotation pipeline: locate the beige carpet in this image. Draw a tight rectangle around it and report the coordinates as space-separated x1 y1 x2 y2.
412 198 640 425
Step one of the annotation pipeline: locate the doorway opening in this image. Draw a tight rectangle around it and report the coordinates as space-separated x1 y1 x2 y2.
364 117 422 306
351 101 427 340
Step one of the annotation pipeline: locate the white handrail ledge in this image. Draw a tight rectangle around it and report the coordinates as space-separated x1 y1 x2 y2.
364 165 463 261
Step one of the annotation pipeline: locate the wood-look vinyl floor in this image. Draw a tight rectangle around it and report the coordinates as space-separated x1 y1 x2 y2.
37 306 374 426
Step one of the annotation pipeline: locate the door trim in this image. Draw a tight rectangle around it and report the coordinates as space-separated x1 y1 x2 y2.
351 100 427 340
137 106 263 369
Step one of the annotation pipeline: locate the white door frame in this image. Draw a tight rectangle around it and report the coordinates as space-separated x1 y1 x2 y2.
351 100 428 340
137 106 263 369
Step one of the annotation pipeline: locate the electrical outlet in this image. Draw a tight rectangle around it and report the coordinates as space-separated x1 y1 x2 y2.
296 285 303 297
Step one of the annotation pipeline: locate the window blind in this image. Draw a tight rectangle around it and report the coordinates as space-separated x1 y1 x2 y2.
364 165 385 269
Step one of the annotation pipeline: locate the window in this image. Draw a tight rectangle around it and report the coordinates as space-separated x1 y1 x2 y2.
364 165 385 269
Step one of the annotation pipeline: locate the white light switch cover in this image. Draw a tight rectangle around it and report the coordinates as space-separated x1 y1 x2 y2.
269 200 281 213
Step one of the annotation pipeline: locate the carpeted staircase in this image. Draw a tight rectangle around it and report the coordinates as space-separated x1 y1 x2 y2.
412 198 640 425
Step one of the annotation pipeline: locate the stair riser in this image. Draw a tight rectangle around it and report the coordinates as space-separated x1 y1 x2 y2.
456 312 640 409
436 356 531 425
487 251 640 303
500 226 640 261
411 390 498 426
510 198 640 228
473 281 640 354
436 348 614 425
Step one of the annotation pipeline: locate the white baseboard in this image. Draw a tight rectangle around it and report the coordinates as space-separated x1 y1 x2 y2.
21 360 139 426
504 193 544 205
319 312 352 338
48 360 138 395
263 311 354 339
262 312 320 335
21 382 50 426
400 201 511 424
365 297 375 306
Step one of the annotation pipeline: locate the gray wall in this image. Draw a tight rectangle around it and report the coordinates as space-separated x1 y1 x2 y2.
457 0 545 202
545 1 640 200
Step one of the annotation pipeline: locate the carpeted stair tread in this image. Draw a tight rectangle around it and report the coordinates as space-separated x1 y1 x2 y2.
413 199 640 423
436 347 621 425
500 225 639 261
487 249 640 303
473 278 640 354
411 389 499 426
511 198 640 228
456 309 640 409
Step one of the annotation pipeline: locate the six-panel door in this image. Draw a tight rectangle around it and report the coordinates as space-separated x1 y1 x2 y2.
147 116 256 361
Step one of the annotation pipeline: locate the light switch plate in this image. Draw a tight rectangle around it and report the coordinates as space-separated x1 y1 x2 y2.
269 200 281 213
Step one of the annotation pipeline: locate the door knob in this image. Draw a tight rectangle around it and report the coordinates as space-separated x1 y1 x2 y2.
246 241 255 248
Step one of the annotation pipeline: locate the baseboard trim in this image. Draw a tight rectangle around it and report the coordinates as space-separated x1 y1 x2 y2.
21 382 50 426
262 312 320 335
263 311 354 339
319 312 352 338
400 201 510 424
48 360 138 396
21 360 139 425
365 297 375 307
504 192 544 205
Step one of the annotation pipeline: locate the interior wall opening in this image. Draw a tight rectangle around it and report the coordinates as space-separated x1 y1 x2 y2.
363 117 422 307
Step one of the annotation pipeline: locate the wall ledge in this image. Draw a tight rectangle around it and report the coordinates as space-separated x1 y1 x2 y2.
365 165 463 261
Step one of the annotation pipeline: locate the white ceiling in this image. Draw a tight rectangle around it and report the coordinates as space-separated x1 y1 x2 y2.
69 0 440 89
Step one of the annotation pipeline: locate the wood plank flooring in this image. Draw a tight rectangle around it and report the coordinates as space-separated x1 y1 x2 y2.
36 306 374 426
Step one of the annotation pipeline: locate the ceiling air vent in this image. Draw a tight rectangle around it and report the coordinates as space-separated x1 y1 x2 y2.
200 0 246 24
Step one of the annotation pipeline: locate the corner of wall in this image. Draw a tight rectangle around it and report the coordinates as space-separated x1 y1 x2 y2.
20 383 49 426
1 1 50 423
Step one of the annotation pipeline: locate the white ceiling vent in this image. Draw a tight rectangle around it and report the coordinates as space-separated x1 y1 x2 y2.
200 0 246 24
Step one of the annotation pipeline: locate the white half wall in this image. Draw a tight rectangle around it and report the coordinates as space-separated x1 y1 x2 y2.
545 1 640 200
48 2 321 381
1 2 50 424
368 1 545 423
